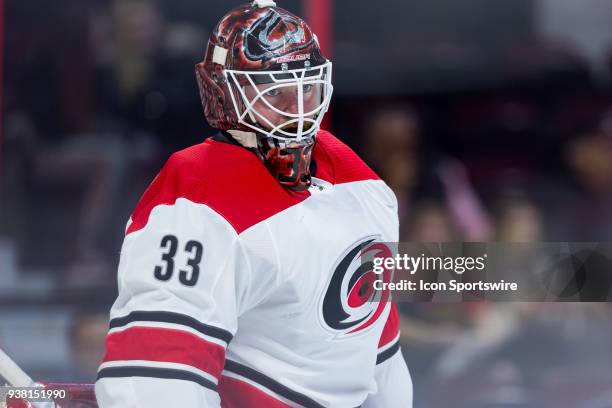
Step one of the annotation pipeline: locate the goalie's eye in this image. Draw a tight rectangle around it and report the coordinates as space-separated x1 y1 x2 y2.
264 88 281 97
303 84 314 93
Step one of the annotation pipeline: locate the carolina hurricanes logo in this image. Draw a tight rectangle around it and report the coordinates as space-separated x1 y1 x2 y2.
320 237 393 337
243 10 314 62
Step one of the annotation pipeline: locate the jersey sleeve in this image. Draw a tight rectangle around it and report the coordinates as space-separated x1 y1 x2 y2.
363 303 413 408
95 155 267 407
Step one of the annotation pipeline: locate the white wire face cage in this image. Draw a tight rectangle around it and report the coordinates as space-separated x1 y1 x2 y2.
224 61 333 142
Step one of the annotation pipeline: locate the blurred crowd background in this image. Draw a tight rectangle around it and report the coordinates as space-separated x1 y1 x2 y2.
2 0 612 407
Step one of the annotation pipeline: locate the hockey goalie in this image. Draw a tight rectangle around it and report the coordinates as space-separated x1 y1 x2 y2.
94 1 413 406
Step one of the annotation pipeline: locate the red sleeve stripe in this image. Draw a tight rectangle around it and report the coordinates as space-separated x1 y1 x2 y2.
102 326 226 380
378 333 400 353
109 310 233 345
108 321 228 349
378 303 400 348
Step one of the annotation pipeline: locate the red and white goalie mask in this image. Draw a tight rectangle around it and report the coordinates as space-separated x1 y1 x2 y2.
195 0 334 191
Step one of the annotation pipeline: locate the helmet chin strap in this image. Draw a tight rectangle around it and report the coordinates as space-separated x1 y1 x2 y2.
227 129 258 148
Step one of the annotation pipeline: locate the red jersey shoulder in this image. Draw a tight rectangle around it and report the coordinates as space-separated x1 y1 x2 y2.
127 138 306 235
313 130 380 184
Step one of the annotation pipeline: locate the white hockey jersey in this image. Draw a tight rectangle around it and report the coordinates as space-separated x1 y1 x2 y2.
95 130 413 407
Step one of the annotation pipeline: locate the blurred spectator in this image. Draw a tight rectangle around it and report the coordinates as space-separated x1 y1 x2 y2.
92 0 208 152
404 200 458 242
567 122 612 194
539 110 612 240
361 106 492 241
92 0 166 131
493 195 544 241
361 105 422 227
11 0 210 282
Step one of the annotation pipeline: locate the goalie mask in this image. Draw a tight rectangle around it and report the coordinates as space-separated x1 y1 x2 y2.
195 0 333 191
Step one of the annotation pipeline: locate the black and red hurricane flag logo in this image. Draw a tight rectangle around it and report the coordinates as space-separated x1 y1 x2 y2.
243 10 313 62
321 238 393 336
